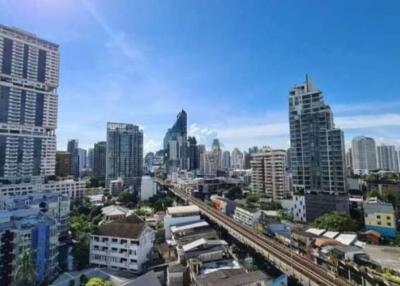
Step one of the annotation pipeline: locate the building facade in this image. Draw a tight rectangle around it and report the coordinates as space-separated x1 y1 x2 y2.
90 215 154 273
55 151 71 177
0 179 87 200
106 122 143 191
93 141 107 179
0 25 60 183
251 148 289 201
231 148 244 170
351 136 377 175
1 191 70 242
289 76 348 222
0 209 59 285
377 145 399 173
67 139 80 177
364 200 396 238
163 110 188 172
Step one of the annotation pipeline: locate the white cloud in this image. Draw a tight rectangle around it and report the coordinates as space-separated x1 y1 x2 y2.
188 124 218 146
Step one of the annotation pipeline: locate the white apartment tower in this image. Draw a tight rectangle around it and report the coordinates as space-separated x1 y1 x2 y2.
0 25 59 183
351 136 377 175
377 145 399 173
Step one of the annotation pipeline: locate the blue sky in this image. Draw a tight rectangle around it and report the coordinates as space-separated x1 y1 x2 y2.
1 0 400 153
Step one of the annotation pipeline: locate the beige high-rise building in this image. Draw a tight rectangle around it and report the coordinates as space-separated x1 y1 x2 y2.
251 148 289 201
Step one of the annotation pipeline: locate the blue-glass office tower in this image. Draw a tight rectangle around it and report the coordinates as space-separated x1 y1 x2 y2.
0 25 59 183
106 122 143 191
289 76 348 222
163 110 188 172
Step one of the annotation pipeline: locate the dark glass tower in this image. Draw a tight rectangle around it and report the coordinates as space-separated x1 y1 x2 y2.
163 110 188 171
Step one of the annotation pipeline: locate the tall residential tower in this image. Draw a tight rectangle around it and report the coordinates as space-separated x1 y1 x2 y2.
0 25 59 183
351 136 377 175
106 122 143 191
289 76 348 222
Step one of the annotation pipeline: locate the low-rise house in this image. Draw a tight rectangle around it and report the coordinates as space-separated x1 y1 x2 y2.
90 215 155 273
179 238 229 265
164 205 201 240
233 207 261 227
101 205 129 222
364 199 397 238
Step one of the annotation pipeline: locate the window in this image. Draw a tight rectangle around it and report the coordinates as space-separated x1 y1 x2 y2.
377 221 381 225
376 215 381 219
387 222 391 226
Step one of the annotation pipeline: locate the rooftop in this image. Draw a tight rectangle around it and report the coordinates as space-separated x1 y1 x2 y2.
364 245 400 272
167 205 200 215
197 269 270 286
95 215 145 239
102 205 129 216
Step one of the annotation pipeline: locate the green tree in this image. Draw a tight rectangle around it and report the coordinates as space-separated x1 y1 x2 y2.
312 212 360 232
73 233 90 270
85 277 113 286
246 193 260 204
15 248 36 286
79 274 88 286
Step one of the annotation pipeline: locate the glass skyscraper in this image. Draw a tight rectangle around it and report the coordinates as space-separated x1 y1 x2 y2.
0 24 59 183
163 109 188 172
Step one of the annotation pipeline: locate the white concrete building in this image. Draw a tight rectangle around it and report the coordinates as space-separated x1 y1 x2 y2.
292 194 306 223
164 205 200 240
351 136 377 175
377 145 399 173
231 148 244 170
90 215 154 273
140 176 157 201
233 207 261 227
0 179 87 200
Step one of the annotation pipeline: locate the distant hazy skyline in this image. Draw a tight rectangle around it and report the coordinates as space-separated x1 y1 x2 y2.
1 0 400 153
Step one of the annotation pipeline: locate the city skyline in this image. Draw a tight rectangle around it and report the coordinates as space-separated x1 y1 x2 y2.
1 1 400 153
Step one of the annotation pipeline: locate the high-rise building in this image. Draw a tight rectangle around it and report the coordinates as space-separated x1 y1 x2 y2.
87 147 94 169
106 122 143 190
201 139 223 177
377 145 399 173
351 136 377 175
0 25 60 183
187 136 199 171
55 151 71 177
77 147 87 175
231 148 244 169
163 110 187 172
67 139 80 177
289 76 348 222
251 148 289 201
222 150 231 171
93 141 106 179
